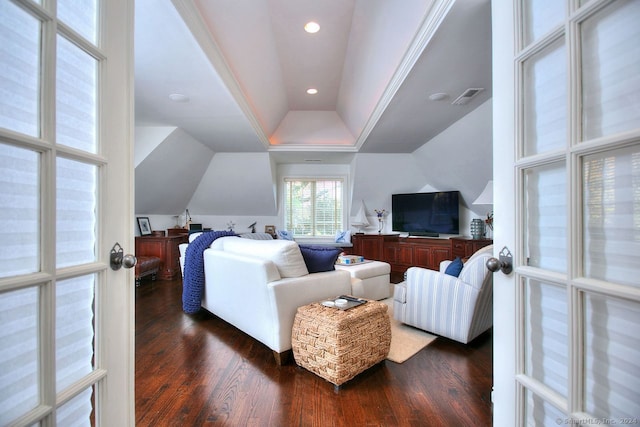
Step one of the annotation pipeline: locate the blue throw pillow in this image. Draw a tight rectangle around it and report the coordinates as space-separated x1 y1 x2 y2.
444 257 464 277
335 230 351 243
277 230 294 240
298 245 342 273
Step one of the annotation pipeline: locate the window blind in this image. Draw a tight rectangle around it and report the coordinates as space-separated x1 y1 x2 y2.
582 0 640 140
284 179 343 237
524 163 567 273
583 145 640 287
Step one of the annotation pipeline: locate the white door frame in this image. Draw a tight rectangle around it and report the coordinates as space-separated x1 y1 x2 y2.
491 1 517 424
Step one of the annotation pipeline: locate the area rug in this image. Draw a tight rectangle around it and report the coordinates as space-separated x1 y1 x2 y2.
383 298 437 363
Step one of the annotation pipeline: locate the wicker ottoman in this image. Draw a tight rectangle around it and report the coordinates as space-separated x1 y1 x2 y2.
291 299 391 388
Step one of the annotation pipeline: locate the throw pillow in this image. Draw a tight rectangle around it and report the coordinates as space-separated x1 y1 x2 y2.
277 230 294 240
444 257 464 277
334 230 351 243
298 245 342 273
221 238 308 278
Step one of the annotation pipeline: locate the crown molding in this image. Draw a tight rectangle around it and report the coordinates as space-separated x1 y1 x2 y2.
355 0 456 151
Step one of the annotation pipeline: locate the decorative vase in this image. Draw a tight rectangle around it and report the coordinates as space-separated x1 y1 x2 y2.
470 218 485 239
374 209 386 234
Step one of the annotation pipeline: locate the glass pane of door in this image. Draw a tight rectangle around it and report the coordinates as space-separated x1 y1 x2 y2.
583 293 640 418
582 144 640 287
522 0 565 47
56 36 97 154
525 388 566 426
56 158 97 268
0 143 39 278
0 286 39 424
56 386 94 426
0 1 40 137
58 0 98 44
523 163 567 272
523 39 566 157
55 275 95 392
524 279 568 397
581 0 640 140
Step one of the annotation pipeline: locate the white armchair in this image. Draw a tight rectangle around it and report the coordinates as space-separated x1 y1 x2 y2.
392 245 493 344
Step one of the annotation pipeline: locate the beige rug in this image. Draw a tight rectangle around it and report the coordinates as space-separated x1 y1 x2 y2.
383 298 437 363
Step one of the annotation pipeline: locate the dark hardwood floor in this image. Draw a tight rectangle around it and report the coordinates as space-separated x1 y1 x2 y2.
135 277 493 426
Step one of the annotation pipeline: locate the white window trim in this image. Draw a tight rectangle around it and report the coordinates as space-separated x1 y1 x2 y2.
281 174 349 240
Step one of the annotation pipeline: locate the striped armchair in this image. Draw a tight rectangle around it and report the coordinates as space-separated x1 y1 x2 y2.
392 245 493 344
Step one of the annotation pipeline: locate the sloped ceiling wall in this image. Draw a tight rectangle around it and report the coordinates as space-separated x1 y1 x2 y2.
135 128 214 214
350 153 427 217
134 100 493 218
187 152 277 215
413 99 493 209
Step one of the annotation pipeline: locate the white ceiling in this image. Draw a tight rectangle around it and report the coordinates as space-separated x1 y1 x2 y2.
134 0 492 157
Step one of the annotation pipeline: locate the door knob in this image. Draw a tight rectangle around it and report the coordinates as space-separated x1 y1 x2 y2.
486 246 513 275
110 242 137 270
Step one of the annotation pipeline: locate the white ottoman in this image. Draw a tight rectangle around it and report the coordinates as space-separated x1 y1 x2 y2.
335 261 391 300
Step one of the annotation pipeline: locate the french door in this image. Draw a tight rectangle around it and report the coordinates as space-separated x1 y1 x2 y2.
493 0 640 425
0 0 134 425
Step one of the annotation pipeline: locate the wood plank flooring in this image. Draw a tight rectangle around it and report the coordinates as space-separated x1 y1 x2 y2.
135 277 493 426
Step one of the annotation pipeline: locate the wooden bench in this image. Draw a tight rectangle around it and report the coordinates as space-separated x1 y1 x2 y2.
135 256 161 287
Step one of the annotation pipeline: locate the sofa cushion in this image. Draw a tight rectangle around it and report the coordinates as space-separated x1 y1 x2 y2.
219 238 309 278
298 245 342 273
444 257 464 277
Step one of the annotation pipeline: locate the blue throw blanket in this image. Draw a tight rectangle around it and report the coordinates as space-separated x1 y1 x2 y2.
182 230 237 313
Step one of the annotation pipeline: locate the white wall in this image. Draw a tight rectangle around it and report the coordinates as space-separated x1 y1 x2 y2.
134 126 176 167
134 99 493 238
135 128 214 214
187 152 277 215
413 98 493 214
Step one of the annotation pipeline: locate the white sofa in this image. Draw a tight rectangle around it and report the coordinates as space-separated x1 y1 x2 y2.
180 235 352 364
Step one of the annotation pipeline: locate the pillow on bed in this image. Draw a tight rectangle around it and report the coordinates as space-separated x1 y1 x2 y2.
298 245 342 273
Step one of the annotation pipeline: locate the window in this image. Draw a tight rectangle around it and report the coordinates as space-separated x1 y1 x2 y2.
284 178 343 237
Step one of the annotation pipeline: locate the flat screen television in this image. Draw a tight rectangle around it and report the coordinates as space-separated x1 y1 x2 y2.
392 191 460 236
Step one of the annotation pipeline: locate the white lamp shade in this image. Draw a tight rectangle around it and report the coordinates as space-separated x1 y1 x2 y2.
473 180 493 205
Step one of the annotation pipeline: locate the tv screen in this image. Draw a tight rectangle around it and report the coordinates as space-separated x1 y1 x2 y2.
392 191 460 236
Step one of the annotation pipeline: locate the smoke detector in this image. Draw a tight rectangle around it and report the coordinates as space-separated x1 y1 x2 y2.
451 88 484 105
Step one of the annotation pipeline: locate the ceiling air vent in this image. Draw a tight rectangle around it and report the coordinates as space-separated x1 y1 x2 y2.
451 88 484 105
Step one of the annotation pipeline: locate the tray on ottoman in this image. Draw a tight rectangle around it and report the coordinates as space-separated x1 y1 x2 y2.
291 298 391 388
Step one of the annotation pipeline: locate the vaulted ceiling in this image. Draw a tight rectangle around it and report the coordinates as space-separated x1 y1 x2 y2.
134 0 492 160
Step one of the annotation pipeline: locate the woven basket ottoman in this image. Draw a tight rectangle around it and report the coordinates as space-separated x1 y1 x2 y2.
291 299 391 388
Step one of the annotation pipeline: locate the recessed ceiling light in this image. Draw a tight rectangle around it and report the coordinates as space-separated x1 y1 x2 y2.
304 21 320 33
428 92 449 101
168 93 189 102
306 88 318 95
